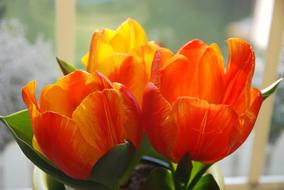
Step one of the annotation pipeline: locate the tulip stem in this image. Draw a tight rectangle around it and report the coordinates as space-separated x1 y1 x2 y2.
118 137 153 188
119 150 143 187
186 164 211 190
169 162 180 190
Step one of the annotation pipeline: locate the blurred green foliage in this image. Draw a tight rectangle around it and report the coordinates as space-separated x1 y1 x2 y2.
0 0 253 66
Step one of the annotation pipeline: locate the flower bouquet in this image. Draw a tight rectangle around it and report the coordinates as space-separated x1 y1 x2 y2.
0 19 282 190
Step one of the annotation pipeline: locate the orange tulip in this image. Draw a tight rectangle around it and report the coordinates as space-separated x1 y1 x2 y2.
22 70 142 179
142 38 262 163
82 19 158 104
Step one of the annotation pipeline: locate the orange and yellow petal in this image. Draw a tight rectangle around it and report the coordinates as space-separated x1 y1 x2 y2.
142 83 177 158
82 52 89 67
98 53 131 79
192 44 224 103
177 39 208 63
22 80 39 110
33 112 101 179
170 97 239 163
131 43 158 79
160 41 224 104
72 89 128 154
40 71 112 117
114 83 142 148
232 88 262 151
22 80 40 120
113 18 147 52
159 54 192 103
108 56 148 104
149 48 174 86
87 32 114 73
223 38 255 113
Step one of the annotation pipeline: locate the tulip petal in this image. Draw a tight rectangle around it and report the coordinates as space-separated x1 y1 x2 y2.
101 28 116 41
22 80 39 110
82 52 89 67
72 89 129 154
150 48 174 87
223 38 255 113
87 32 114 73
107 45 157 104
40 71 112 117
178 39 207 63
142 82 177 159
114 18 147 52
160 41 224 104
97 53 131 77
171 97 239 163
22 80 40 119
113 83 142 148
109 32 129 53
233 88 262 150
131 43 158 79
160 54 191 103
33 112 101 179
194 44 225 103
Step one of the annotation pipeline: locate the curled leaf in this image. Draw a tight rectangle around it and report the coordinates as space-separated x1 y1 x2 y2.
261 78 283 100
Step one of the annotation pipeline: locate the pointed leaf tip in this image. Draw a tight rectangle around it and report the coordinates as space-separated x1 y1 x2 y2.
261 78 283 100
56 57 77 75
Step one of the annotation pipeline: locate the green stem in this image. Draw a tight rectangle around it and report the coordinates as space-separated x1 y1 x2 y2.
118 135 151 187
186 164 211 190
170 163 179 190
118 148 143 186
170 162 189 190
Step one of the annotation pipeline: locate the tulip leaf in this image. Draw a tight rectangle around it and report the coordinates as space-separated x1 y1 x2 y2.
0 110 110 190
261 78 283 100
90 142 138 189
56 57 77 75
0 109 33 142
174 154 192 186
140 167 175 190
192 174 220 190
187 162 211 190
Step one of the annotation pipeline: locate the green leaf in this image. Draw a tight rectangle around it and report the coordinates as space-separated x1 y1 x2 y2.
0 109 33 142
261 78 283 100
192 174 220 190
56 57 77 75
187 162 211 190
90 142 138 189
175 154 192 186
0 110 109 190
140 167 175 190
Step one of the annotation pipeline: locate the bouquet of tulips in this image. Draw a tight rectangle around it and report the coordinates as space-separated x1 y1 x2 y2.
0 19 282 190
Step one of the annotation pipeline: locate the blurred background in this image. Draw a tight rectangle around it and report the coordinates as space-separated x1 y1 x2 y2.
0 0 283 189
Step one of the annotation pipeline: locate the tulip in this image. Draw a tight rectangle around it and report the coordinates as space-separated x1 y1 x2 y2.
143 38 262 163
22 70 142 179
82 19 158 104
